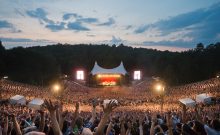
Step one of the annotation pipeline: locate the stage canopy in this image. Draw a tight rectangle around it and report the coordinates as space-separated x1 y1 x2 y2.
91 61 127 75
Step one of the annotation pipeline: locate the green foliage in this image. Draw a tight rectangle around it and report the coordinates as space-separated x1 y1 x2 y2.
0 41 6 77
4 47 60 85
1 41 220 86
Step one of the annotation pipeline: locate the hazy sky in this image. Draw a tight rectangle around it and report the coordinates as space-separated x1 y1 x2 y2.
0 0 220 51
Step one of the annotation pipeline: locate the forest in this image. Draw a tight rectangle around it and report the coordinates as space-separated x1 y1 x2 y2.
0 41 220 86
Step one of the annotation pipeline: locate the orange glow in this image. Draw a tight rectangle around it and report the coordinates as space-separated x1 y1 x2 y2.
96 74 121 86
97 74 121 78
53 84 60 92
102 81 116 86
154 83 165 93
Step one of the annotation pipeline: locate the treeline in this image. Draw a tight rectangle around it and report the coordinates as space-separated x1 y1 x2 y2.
0 41 220 86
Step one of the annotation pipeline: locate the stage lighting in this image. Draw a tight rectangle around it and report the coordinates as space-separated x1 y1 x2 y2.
134 71 141 80
155 84 162 91
76 70 84 80
97 74 120 78
3 76 8 79
53 84 60 92
155 84 165 93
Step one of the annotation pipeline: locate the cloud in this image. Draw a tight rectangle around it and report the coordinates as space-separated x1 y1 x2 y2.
67 22 90 31
99 17 115 26
134 25 150 34
26 8 116 32
63 13 99 24
126 25 133 30
27 8 68 32
0 20 13 28
0 20 22 33
87 34 96 37
110 36 123 44
134 2 220 47
0 37 52 43
63 13 81 20
26 8 64 32
129 44 189 52
143 40 194 48
45 22 65 32
14 8 25 17
0 37 55 49
1 37 33 42
26 8 54 24
77 17 99 24
27 9 97 32
134 7 212 34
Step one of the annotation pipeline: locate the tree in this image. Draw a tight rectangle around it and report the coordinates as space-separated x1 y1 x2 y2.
0 41 6 77
195 43 204 51
5 47 60 85
2 42 220 86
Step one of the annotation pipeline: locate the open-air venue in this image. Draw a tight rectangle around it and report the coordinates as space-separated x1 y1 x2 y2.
0 0 220 135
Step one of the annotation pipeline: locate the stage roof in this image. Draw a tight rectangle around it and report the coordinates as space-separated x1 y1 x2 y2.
91 61 127 75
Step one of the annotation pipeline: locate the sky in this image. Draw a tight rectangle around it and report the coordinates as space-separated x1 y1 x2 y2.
0 0 220 51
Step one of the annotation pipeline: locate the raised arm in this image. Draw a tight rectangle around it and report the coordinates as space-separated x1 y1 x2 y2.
94 100 117 135
126 121 131 135
106 121 112 135
0 125 2 135
56 102 64 130
139 116 144 135
11 113 22 135
166 113 173 135
90 100 97 124
195 104 203 123
181 104 187 123
39 110 45 132
150 114 157 135
45 100 62 135
71 102 79 129
120 114 126 135
3 112 9 135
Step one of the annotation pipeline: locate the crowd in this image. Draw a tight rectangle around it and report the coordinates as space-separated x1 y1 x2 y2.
0 98 219 135
0 78 220 135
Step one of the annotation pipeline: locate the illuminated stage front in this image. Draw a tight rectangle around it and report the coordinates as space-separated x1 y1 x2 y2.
96 74 121 86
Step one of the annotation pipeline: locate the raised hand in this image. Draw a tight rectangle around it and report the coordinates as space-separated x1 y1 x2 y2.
44 100 62 135
44 100 57 113
94 100 118 135
103 100 118 115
